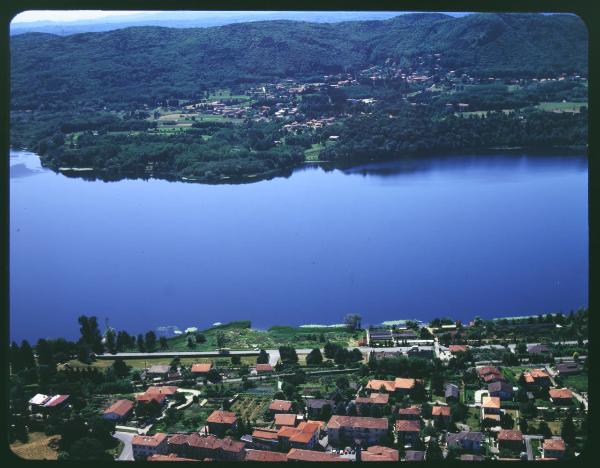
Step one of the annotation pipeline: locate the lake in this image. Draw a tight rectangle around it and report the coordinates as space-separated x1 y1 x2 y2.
9 149 588 343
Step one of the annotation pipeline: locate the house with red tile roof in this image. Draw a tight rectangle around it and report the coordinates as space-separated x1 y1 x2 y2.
255 363 273 373
245 449 288 462
328 415 389 447
42 395 70 411
103 399 134 421
191 363 212 375
449 345 468 354
542 438 566 459
166 434 245 461
275 413 298 428
497 430 523 452
365 378 416 395
361 445 399 462
481 396 501 422
521 369 551 387
251 428 279 449
549 388 573 405
287 448 348 462
269 399 293 413
395 419 421 446
147 453 196 462
277 421 321 449
132 433 168 460
146 385 178 396
431 405 451 426
398 406 421 420
136 392 167 406
207 410 238 436
354 392 389 415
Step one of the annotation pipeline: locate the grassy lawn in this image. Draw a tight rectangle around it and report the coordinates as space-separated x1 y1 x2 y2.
152 403 213 434
464 407 480 430
501 366 528 384
530 439 542 458
10 432 60 460
535 101 587 112
559 374 588 392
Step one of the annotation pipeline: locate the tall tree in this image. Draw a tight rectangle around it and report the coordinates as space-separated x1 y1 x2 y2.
104 329 116 354
20 340 37 369
145 331 157 352
159 336 168 350
426 438 443 461
136 334 145 352
344 313 362 331
78 315 104 354
256 349 269 364
306 348 323 366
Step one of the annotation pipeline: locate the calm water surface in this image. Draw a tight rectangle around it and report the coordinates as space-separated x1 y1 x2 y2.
9 150 588 342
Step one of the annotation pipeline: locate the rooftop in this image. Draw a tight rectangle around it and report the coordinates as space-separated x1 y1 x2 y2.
395 419 420 432
549 388 573 400
191 363 212 373
269 399 293 412
245 449 287 462
133 433 167 447
482 396 501 409
287 448 348 462
274 413 297 427
328 415 388 430
498 430 523 442
432 405 451 416
104 399 134 416
207 410 237 425
543 438 566 451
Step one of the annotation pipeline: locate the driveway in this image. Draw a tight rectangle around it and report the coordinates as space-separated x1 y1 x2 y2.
523 435 543 461
113 431 135 461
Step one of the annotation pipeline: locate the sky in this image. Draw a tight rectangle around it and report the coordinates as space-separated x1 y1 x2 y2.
12 10 311 23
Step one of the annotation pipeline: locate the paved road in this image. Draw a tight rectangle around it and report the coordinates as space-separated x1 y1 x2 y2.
113 431 135 461
523 435 543 461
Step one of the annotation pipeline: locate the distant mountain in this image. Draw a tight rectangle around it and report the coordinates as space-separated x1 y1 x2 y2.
10 13 587 109
11 11 461 35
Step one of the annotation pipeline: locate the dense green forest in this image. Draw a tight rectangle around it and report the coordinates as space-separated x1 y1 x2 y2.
320 107 588 161
10 13 587 109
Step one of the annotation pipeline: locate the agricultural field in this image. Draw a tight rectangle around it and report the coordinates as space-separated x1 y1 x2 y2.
230 395 273 426
166 321 360 352
10 432 60 460
535 101 587 112
558 373 588 393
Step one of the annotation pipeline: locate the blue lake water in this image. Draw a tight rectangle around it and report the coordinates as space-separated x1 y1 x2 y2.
9 150 588 342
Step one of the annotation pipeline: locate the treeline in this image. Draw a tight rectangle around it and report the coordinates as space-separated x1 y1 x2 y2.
10 13 587 109
321 106 587 162
13 112 306 182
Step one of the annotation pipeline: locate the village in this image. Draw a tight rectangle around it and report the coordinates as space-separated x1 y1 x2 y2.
14 311 588 462
65 52 586 168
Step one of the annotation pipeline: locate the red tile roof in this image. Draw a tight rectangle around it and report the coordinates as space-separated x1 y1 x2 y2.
43 395 69 407
186 434 223 450
191 363 212 373
432 405 451 416
394 378 416 390
549 388 573 400
256 364 273 372
207 410 237 425
245 449 288 462
136 393 167 404
356 393 389 405
275 413 297 427
252 428 279 441
146 386 178 395
398 406 421 416
482 396 501 409
366 380 396 392
104 399 134 417
269 399 293 412
221 436 245 453
543 438 566 451
147 453 196 462
498 430 523 442
395 419 420 432
287 448 348 462
328 415 388 430
278 421 320 444
362 446 399 462
133 433 167 447
449 345 468 353
523 368 550 383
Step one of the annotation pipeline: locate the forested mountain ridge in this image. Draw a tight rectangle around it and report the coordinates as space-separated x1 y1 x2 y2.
10 13 587 108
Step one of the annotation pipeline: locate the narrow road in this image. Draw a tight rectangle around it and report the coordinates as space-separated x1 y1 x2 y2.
523 435 543 461
113 431 135 461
